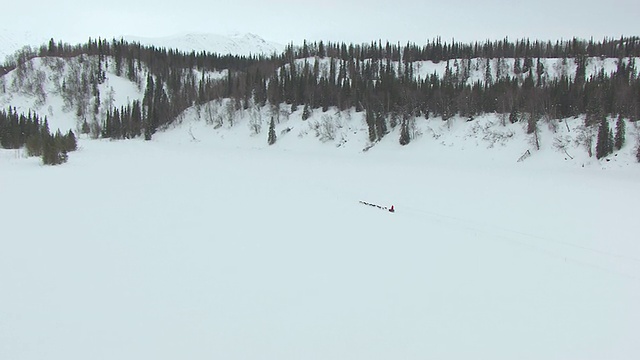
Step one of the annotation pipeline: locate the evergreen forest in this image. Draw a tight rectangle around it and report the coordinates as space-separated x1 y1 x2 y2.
1 36 639 162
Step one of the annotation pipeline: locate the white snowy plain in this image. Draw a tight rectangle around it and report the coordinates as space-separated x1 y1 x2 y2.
1 118 640 360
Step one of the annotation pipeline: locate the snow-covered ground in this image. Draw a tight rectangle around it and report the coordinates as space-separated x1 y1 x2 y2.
2 50 640 359
1 117 640 359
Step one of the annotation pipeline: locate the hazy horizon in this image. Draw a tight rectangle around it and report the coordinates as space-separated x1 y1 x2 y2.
2 0 638 46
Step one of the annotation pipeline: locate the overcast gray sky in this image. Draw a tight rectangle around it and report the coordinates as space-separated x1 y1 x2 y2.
5 0 639 45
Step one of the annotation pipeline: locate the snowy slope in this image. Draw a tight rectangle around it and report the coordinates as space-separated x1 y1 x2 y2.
167 100 640 168
0 55 145 133
291 56 640 85
124 32 285 56
2 53 638 167
0 55 226 134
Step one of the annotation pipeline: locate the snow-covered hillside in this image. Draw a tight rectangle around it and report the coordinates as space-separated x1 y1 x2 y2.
0 55 145 133
291 56 640 85
124 32 285 56
0 54 227 135
167 101 639 168
2 53 639 166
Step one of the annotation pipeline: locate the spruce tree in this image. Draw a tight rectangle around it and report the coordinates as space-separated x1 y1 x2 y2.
536 58 544 86
54 130 66 154
526 114 538 134
25 133 43 156
399 119 410 145
484 58 492 85
614 116 626 150
365 108 377 142
596 117 612 159
26 134 42 156
102 110 111 138
144 123 153 141
64 130 77 152
509 109 519 123
374 110 387 140
267 117 276 145
41 118 50 139
112 108 122 139
42 134 67 165
513 57 522 75
81 120 90 134
302 104 311 120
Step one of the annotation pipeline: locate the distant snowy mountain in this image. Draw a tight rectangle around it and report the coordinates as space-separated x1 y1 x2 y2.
123 32 285 56
0 28 48 63
0 30 283 63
